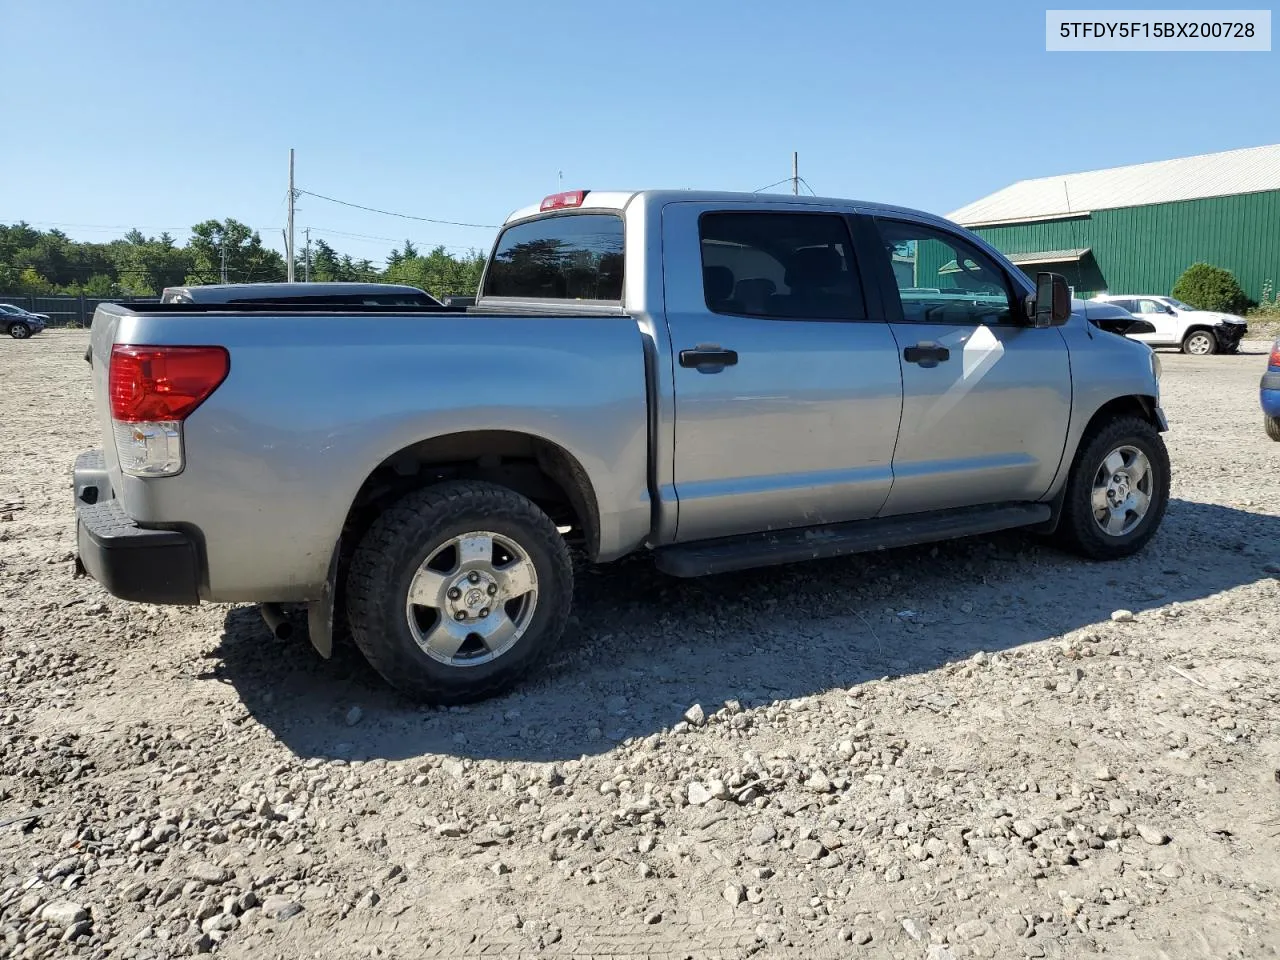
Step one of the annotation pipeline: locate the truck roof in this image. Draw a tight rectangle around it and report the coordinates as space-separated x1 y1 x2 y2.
502 189 957 228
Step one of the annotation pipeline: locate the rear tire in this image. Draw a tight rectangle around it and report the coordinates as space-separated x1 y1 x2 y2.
1266 415 1280 442
8 322 30 339
345 480 574 704
1181 329 1216 355
1055 416 1170 560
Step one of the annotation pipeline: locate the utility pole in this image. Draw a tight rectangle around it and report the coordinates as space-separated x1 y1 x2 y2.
792 151 799 196
286 148 296 283
219 236 228 284
304 228 311 282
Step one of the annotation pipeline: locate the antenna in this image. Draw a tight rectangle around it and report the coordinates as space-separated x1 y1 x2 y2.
286 148 296 283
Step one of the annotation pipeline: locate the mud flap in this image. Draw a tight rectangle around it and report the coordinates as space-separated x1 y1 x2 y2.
307 539 340 660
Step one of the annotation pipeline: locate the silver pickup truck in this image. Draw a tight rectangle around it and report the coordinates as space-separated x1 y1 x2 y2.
73 188 1169 703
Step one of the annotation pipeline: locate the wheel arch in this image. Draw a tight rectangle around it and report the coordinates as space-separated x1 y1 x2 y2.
341 429 602 562
1181 325 1218 348
1036 394 1165 534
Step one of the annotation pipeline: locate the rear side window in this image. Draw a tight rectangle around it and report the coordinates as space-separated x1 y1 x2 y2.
698 212 866 320
483 213 624 301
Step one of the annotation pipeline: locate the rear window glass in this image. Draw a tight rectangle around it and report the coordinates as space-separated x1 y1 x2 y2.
483 213 624 301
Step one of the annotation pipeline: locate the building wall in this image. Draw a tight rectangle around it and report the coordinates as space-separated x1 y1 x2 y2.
968 189 1280 300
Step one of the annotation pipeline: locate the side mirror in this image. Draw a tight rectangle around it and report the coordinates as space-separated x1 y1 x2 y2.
1032 272 1071 327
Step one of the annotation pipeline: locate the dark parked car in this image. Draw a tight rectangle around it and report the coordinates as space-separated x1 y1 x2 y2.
0 303 48 339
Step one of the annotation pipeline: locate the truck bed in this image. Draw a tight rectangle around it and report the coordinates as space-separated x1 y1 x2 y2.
84 301 653 602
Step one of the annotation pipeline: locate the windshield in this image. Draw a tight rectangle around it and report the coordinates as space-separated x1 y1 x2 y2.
0 304 21 315
1163 297 1195 311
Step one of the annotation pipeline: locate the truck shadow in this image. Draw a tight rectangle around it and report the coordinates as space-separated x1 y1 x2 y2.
209 498 1278 764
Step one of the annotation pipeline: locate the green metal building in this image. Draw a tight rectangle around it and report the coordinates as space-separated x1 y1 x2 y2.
946 143 1280 301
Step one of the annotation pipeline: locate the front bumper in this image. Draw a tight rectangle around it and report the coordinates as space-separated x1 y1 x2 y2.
1215 322 1247 352
73 449 201 605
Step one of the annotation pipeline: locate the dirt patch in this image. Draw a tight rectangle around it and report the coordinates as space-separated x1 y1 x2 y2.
1 331 1278 959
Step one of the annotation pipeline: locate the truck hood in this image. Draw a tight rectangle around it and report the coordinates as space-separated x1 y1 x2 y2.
1184 309 1247 325
1073 298 1156 336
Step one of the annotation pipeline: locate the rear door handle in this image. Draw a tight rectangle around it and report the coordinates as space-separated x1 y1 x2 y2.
679 346 738 372
903 342 951 368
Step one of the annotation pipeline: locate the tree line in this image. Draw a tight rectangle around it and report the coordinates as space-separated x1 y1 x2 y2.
0 220 488 299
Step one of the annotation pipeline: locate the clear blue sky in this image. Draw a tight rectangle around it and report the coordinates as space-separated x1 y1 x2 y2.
2 0 1275 259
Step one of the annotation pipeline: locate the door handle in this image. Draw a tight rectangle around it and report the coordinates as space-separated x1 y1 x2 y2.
903 342 951 368
679 346 738 371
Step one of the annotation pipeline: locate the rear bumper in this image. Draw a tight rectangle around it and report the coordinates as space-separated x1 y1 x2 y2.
73 449 201 605
1261 371 1280 417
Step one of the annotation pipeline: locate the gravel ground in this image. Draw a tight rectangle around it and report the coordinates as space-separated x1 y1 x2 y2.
1 330 1278 960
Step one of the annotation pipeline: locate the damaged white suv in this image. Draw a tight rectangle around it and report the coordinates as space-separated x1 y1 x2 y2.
1091 294 1248 355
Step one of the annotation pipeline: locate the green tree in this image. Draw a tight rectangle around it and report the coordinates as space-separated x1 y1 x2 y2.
1171 262 1250 314
112 230 191 295
310 239 342 281
17 267 55 295
185 219 286 285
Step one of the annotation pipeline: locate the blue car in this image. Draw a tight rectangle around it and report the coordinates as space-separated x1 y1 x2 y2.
1264 337 1280 441
0 303 48 339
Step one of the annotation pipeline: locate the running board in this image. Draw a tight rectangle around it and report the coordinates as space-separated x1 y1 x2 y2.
653 502 1052 578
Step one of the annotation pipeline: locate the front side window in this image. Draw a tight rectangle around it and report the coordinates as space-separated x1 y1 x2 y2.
874 218 1014 325
698 211 866 320
1135 298 1166 315
483 213 624 301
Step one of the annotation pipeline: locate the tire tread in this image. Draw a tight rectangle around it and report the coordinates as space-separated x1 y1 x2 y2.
345 480 573 703
1055 415 1170 561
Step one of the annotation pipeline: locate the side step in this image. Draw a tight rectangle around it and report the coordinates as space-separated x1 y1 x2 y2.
653 502 1052 578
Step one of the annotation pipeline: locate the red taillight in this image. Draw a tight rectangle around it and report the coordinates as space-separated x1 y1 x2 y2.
540 190 588 212
1270 343 1280 369
109 345 229 422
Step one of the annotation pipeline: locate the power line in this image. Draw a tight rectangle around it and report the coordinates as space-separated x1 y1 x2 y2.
307 227 483 252
751 177 796 194
798 177 819 197
297 190 499 229
6 220 193 232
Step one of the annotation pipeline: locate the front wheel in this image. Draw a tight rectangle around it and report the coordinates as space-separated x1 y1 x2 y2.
345 480 574 704
1055 416 1171 560
1181 329 1216 355
8 322 30 339
1266 415 1280 442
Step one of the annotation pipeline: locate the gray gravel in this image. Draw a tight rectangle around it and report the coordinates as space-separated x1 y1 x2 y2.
1 331 1278 959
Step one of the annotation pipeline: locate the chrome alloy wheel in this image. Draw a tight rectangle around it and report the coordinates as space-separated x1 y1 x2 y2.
1091 445 1153 537
404 531 538 666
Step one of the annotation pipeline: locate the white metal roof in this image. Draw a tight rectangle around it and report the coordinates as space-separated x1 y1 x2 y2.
947 143 1280 227
1004 248 1091 265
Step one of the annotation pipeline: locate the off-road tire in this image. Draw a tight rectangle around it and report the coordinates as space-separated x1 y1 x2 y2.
1055 416 1170 560
345 480 574 704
